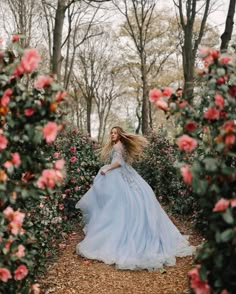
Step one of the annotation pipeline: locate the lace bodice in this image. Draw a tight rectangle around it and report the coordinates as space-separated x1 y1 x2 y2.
111 142 126 166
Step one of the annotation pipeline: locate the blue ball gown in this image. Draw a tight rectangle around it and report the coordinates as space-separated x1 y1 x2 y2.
75 141 194 270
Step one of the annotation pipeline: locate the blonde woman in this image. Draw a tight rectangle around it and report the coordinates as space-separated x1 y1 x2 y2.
75 126 194 270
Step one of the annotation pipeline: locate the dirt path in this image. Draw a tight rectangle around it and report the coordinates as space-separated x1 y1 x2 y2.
38 214 203 294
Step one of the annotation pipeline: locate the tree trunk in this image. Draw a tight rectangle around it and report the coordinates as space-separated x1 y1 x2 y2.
220 0 236 52
52 0 66 81
86 99 92 136
141 56 149 135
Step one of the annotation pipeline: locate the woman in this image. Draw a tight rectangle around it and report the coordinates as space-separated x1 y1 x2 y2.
75 126 194 270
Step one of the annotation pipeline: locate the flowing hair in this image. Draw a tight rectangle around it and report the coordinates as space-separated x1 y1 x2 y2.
100 126 148 163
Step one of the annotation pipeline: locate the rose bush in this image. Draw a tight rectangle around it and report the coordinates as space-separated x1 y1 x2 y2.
0 37 66 293
150 49 236 293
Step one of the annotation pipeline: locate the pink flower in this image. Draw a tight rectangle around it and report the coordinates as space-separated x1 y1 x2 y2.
70 146 76 152
53 152 60 158
176 135 197 152
70 156 77 163
225 134 235 146
213 198 230 212
180 166 192 185
3 207 25 235
54 159 65 170
11 152 21 166
221 290 228 294
156 99 168 110
34 75 53 89
189 265 211 294
55 91 67 102
184 121 197 132
162 87 172 97
204 107 220 120
42 122 59 143
149 88 162 103
179 101 187 108
12 35 19 42
14 265 28 280
0 267 12 282
15 245 25 258
214 93 224 110
24 108 35 116
230 199 236 208
0 134 8 150
219 56 231 64
1 88 12 106
59 204 64 210
13 49 40 76
37 169 63 189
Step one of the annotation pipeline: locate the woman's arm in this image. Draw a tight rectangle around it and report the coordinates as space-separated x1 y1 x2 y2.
100 162 121 175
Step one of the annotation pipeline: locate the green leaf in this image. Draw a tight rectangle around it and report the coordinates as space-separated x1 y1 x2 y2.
221 229 234 242
222 210 234 224
203 157 218 172
199 265 207 281
159 268 167 274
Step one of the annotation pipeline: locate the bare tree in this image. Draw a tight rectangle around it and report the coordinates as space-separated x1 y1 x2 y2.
173 0 212 102
220 0 236 52
113 0 156 135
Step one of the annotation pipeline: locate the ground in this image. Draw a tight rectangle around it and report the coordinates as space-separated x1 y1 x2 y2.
38 213 203 294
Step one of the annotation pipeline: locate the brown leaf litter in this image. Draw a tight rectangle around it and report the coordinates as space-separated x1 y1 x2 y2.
38 213 203 294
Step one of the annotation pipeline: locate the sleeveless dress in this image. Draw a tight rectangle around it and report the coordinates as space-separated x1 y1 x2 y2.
75 142 194 270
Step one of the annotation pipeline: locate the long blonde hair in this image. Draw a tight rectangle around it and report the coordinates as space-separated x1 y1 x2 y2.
100 126 148 163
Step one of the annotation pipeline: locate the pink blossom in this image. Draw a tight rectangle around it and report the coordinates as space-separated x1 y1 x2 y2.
3 207 25 235
176 135 197 152
221 290 228 294
230 199 236 208
184 121 197 132
24 108 35 116
189 265 211 294
0 267 12 282
14 265 28 281
12 35 19 42
34 75 53 89
156 99 168 110
70 156 77 163
59 204 64 210
0 134 8 150
204 107 220 120
15 245 25 258
42 122 59 143
180 166 192 185
55 91 67 102
1 88 12 106
54 159 65 170
11 152 21 166
149 88 162 103
179 101 187 108
213 198 230 212
162 87 172 97
219 56 232 64
37 169 63 189
70 146 76 152
3 161 12 169
225 134 235 146
53 152 60 158
13 49 40 76
214 93 224 110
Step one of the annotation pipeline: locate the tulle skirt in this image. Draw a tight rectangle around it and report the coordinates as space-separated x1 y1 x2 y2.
75 164 194 270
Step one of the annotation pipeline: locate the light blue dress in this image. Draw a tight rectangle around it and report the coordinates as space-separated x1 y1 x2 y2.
75 141 194 270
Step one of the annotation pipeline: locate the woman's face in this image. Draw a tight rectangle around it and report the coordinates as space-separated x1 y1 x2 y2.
110 128 120 143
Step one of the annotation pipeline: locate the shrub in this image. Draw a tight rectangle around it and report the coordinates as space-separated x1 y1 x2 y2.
150 50 236 293
0 37 65 293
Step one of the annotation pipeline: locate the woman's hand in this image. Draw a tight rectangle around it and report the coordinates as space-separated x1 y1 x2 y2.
100 168 108 175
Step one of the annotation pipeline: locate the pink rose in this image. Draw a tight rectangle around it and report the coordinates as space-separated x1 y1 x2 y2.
180 166 192 185
37 169 63 189
214 93 224 110
70 146 76 152
219 56 231 64
13 49 40 76
15 245 25 258
70 156 77 163
149 88 162 103
162 87 172 97
24 108 35 116
213 198 230 212
14 265 28 280
12 35 19 42
11 152 21 166
156 99 168 110
54 159 65 170
225 134 235 146
189 265 211 294
204 107 220 120
59 204 64 210
176 135 197 152
42 122 59 143
53 152 60 159
230 199 236 208
1 88 12 106
34 75 53 89
184 121 197 132
55 91 67 102
0 267 12 282
0 134 8 150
